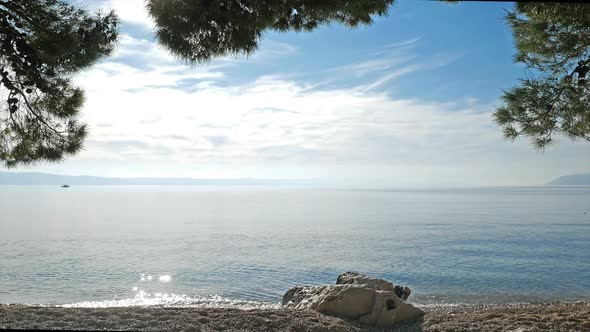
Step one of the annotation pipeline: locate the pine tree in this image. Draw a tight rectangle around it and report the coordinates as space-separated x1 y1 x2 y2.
0 0 118 166
146 0 394 63
494 3 590 149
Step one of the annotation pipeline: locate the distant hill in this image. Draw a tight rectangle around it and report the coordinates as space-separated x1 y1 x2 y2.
0 171 303 186
547 173 590 186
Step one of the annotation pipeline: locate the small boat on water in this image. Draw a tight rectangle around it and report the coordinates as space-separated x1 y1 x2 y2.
61 184 70 188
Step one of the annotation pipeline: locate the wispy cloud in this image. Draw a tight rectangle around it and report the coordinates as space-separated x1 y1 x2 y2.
298 37 460 94
29 13 589 186
356 50 463 92
383 37 422 50
359 64 421 92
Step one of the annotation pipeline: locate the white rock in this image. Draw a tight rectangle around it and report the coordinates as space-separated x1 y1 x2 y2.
336 272 412 300
282 284 424 327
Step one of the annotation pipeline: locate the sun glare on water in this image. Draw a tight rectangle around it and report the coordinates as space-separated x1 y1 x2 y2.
159 275 172 283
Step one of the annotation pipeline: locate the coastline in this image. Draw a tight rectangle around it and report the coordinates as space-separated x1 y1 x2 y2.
1 301 588 331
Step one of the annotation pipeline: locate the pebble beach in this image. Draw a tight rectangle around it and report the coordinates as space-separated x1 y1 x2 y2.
1 301 588 331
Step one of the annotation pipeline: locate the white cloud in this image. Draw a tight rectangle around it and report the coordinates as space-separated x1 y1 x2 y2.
75 0 153 27
23 27 590 187
77 34 226 93
71 55 590 186
109 34 171 65
107 0 154 28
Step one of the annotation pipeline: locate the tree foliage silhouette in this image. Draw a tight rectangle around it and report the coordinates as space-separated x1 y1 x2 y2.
494 3 590 148
146 0 394 63
0 0 118 166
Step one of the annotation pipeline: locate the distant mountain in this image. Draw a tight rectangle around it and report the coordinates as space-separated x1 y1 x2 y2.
547 173 590 186
0 171 304 186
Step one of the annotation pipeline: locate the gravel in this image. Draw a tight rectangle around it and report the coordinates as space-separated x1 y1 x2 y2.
1 301 588 331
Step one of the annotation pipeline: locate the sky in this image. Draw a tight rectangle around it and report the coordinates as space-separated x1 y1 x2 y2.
12 0 590 187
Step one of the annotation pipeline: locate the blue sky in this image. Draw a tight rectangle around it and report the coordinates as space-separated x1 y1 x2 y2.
13 0 590 187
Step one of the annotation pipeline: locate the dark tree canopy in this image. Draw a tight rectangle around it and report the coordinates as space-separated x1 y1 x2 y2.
147 0 394 63
494 3 590 149
0 0 118 167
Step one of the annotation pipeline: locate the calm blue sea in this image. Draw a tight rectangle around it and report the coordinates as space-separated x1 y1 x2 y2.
1 186 589 308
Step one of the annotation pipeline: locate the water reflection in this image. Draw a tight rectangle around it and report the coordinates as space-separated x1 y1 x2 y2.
62 293 281 309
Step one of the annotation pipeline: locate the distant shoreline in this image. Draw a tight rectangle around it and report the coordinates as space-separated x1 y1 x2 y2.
0 171 301 186
547 173 590 186
3 170 590 187
1 301 588 331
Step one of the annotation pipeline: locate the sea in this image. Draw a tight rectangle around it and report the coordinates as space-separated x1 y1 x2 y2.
1 185 589 308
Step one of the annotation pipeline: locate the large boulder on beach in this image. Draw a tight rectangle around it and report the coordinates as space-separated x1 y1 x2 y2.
282 284 424 327
336 272 412 300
